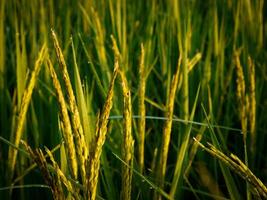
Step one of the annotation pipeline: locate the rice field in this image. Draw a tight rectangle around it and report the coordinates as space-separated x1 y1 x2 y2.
0 0 267 199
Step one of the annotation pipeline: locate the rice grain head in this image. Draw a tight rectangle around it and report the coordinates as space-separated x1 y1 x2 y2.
7 44 47 181
120 70 134 200
138 43 146 174
86 59 119 200
46 57 78 179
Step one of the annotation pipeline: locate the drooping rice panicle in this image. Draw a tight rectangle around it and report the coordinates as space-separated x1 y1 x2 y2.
194 138 267 198
21 141 64 200
13 143 62 185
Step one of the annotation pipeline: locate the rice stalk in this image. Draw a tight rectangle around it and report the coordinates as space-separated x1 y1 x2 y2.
181 19 191 122
178 53 201 91
7 44 47 181
184 121 207 179
169 85 200 199
51 30 88 184
46 57 78 179
138 43 146 173
0 0 5 91
110 35 121 59
120 70 134 200
86 59 119 200
15 23 27 106
194 139 267 199
157 56 181 193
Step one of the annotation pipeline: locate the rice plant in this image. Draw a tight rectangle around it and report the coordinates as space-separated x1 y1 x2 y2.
0 0 267 200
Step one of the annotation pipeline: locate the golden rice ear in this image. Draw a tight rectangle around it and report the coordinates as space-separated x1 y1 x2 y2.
138 43 146 174
8 44 47 182
46 57 78 179
51 30 89 185
157 55 181 192
120 70 134 200
86 59 119 200
248 56 256 154
234 50 247 137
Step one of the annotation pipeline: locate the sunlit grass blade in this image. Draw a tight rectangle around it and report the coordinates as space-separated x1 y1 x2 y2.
78 33 106 98
71 37 94 186
112 152 174 200
169 84 200 199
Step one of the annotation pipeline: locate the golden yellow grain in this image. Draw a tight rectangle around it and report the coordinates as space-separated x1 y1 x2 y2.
234 51 247 138
138 43 146 173
111 35 121 59
86 60 119 200
248 56 256 153
8 44 47 181
120 70 134 200
158 56 181 189
46 58 78 179
178 53 201 95
51 30 88 184
188 53 202 72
